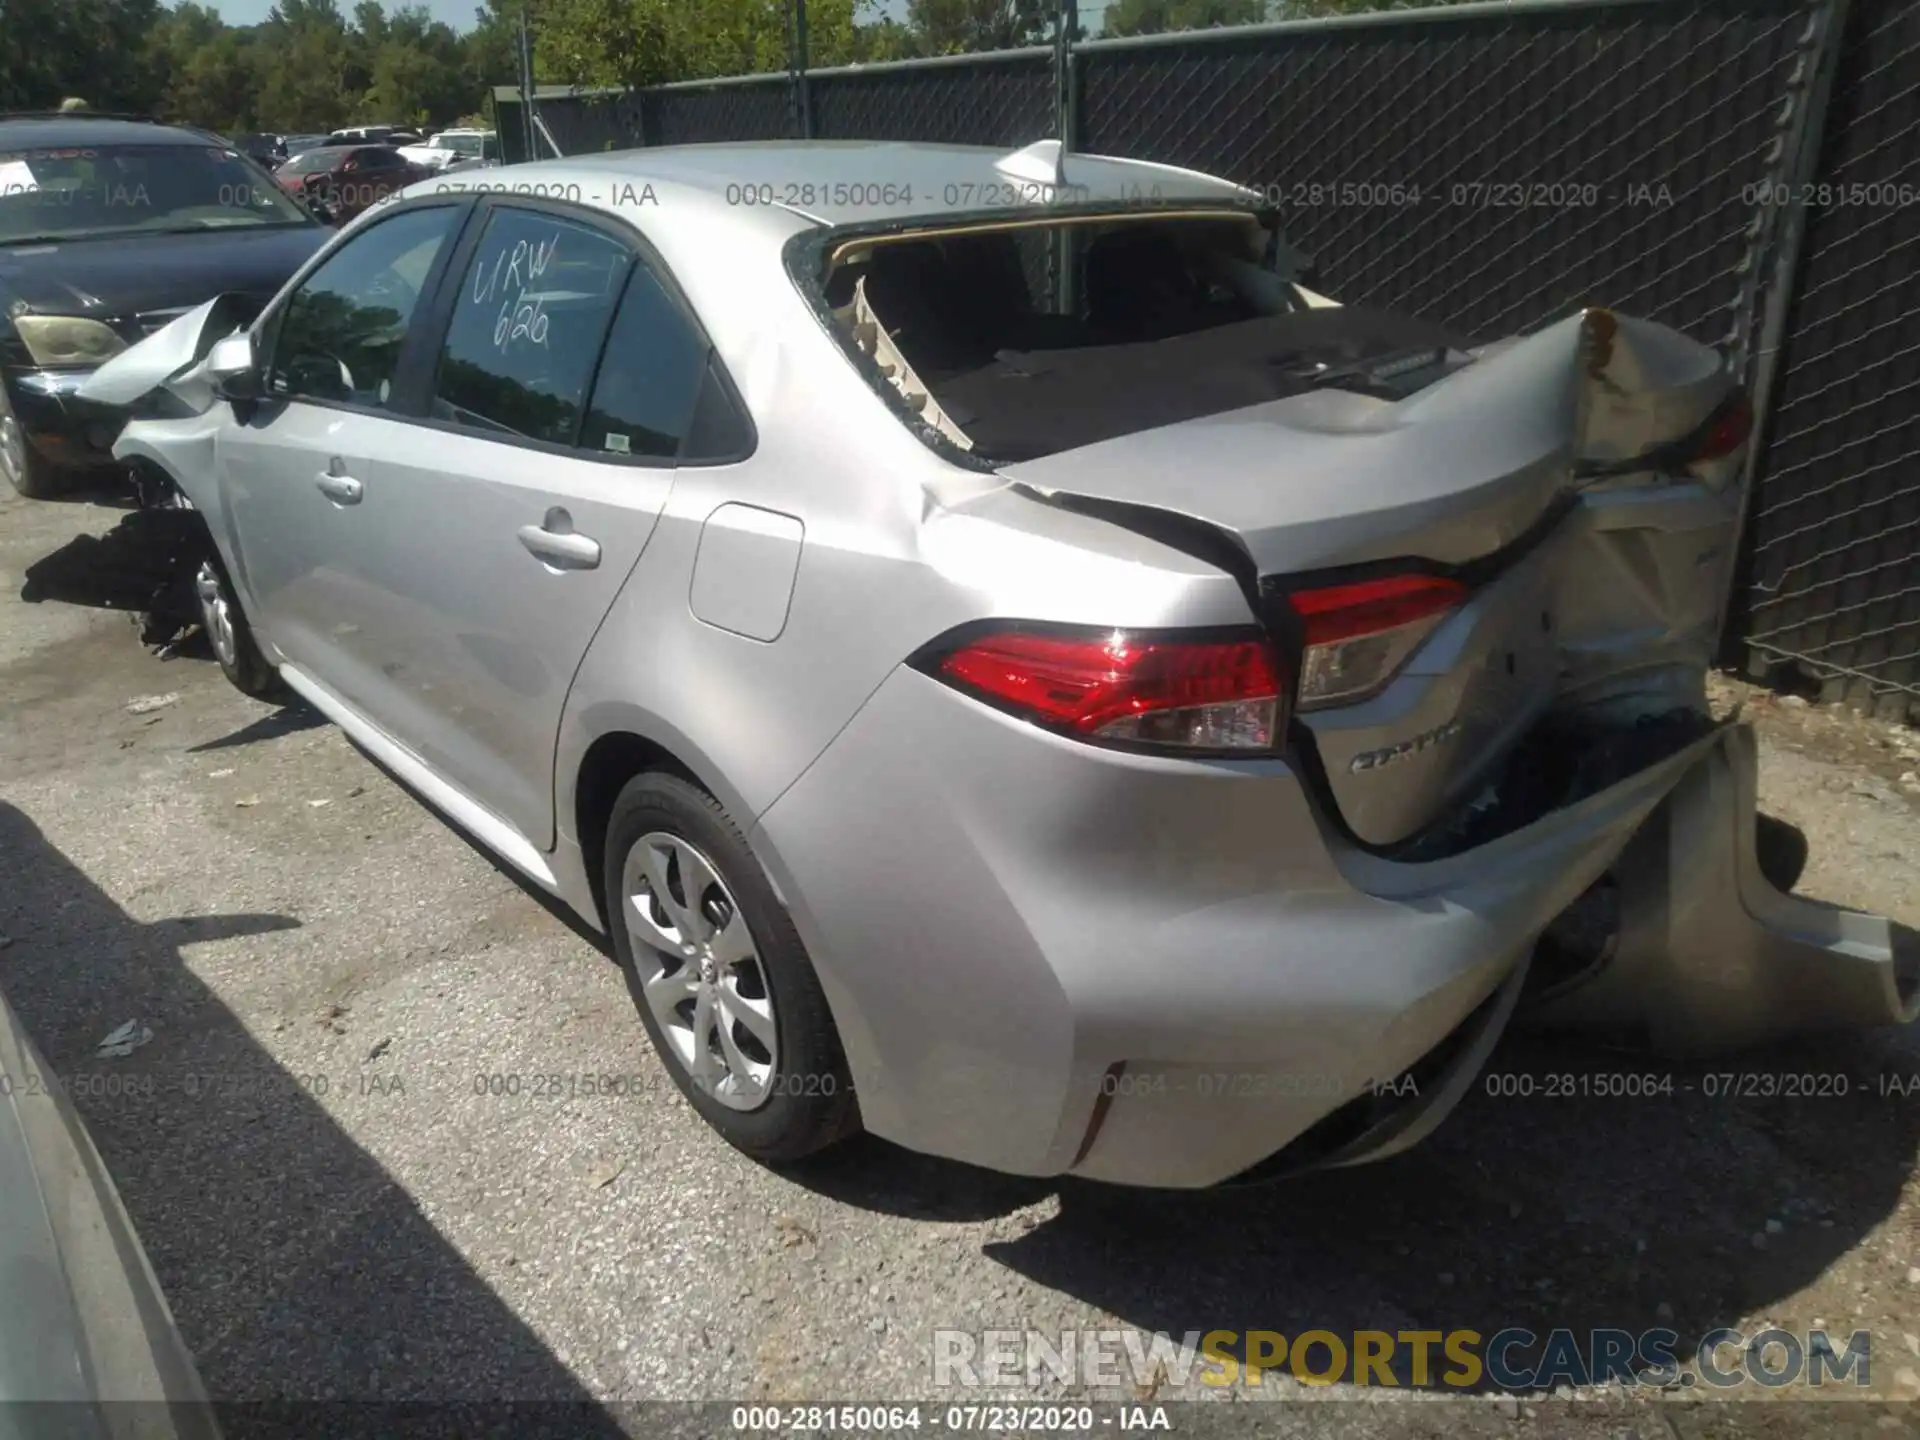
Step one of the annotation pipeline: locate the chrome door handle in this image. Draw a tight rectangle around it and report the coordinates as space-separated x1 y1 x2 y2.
315 471 363 505
517 520 601 571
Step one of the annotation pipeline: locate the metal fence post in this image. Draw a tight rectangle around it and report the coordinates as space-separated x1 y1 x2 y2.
518 6 539 164
1716 0 1854 666
1052 0 1080 314
789 0 813 139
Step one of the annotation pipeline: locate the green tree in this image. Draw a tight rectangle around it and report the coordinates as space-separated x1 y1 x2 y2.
530 0 867 89
150 3 261 130
0 0 166 112
1102 0 1263 38
356 6 472 122
902 0 1047 55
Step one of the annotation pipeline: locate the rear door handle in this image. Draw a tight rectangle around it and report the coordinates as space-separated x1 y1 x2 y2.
315 471 363 505
517 509 601 571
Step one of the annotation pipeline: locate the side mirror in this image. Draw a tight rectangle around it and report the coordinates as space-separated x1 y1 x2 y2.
207 331 260 401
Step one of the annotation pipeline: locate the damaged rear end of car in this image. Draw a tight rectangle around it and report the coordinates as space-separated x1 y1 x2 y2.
784 196 1919 1180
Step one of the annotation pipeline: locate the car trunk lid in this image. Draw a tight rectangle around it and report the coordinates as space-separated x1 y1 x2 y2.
997 308 1742 849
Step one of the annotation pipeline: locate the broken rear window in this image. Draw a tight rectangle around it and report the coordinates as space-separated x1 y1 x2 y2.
816 213 1470 463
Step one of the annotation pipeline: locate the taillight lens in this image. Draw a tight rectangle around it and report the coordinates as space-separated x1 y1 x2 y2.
930 627 1289 753
1690 391 1753 463
1286 573 1466 710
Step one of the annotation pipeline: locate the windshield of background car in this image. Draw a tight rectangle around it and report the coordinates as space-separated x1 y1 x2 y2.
278 149 340 176
0 143 309 243
439 135 484 157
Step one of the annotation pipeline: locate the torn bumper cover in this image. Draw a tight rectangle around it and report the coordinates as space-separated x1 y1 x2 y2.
1522 722 1920 1056
1237 720 1920 1185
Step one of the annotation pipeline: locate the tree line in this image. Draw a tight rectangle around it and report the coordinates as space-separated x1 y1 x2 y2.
0 0 1452 136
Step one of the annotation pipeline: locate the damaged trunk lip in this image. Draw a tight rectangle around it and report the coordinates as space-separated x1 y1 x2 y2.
1572 386 1752 479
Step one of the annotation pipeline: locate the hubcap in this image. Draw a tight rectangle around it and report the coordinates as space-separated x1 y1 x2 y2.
195 561 238 668
622 832 778 1110
0 410 25 491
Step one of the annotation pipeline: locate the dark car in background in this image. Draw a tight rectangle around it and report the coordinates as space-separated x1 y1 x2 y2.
0 114 327 498
230 131 286 167
278 132 332 164
272 143 431 226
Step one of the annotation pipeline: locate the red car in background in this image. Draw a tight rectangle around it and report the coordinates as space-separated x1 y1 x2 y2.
274 144 431 225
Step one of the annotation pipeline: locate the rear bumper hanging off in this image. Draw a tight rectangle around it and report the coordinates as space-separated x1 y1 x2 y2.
1524 723 1920 1054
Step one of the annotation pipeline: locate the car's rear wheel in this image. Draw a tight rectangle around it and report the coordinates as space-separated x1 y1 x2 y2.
0 392 66 499
604 772 856 1162
195 558 283 699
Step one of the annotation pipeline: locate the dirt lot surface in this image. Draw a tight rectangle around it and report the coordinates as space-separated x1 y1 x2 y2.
4 487 1920 1438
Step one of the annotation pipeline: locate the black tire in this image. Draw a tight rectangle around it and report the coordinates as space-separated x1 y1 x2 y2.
195 556 284 700
604 771 857 1163
1754 811 1809 894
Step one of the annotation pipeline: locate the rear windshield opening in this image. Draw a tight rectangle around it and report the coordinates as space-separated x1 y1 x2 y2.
820 213 1466 463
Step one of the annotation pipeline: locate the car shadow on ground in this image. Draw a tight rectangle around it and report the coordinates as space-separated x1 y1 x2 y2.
19 501 206 645
187 701 331 752
786 1015 1920 1394
0 802 629 1436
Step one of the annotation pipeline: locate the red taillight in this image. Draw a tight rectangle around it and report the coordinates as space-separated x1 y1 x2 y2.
1690 392 1753 463
1285 573 1466 710
933 628 1288 752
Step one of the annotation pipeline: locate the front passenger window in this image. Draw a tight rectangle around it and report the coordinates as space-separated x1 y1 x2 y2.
267 205 458 409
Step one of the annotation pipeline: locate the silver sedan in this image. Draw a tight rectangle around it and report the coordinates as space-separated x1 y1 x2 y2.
82 140 1917 1188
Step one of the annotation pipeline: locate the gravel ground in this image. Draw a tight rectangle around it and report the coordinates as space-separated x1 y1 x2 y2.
4 487 1920 1439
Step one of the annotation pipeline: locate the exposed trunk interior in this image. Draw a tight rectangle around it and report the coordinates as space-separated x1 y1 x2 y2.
824 214 1473 461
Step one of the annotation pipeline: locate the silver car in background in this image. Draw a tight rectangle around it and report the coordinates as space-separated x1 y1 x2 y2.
82 140 1919 1188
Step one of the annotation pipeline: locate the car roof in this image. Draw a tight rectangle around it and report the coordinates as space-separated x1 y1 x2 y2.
0 116 225 148
434 139 1254 231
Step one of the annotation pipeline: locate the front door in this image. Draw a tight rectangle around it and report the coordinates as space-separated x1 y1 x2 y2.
217 202 468 721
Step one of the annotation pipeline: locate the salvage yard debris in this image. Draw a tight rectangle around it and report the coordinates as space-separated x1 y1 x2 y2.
95 1019 153 1058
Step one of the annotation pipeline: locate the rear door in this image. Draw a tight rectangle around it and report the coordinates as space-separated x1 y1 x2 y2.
330 199 721 849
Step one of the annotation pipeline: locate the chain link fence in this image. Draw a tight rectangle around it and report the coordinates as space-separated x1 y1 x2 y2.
493 0 1920 712
810 52 1057 145
1737 0 1920 712
1079 2 1810 348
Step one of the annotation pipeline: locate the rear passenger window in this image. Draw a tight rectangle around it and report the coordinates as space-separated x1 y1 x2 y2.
430 208 631 446
578 263 711 460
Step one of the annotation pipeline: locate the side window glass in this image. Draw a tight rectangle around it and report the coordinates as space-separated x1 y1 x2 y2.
267 205 457 408
430 208 631 446
578 262 709 459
